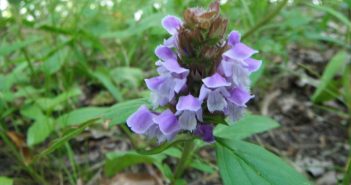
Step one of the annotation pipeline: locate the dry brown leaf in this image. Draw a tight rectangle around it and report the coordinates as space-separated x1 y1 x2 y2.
6 131 32 164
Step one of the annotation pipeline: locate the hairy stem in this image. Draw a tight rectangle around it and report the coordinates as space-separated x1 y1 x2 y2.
242 0 288 40
171 139 196 184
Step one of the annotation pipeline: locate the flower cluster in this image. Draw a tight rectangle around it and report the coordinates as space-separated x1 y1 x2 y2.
127 1 261 143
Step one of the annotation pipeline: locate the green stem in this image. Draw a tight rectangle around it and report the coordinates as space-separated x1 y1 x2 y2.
120 124 139 147
171 139 196 184
242 0 288 40
11 6 36 77
137 135 195 155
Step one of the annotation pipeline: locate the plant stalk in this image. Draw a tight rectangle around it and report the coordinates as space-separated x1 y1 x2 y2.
171 139 196 184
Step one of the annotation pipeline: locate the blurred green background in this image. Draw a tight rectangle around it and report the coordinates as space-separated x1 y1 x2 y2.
0 0 351 184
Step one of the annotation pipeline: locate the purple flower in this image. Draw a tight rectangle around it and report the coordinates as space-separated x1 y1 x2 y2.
199 71 253 122
125 3 261 143
199 73 231 113
227 86 253 107
162 15 182 47
127 106 180 143
194 124 214 143
162 15 182 35
126 105 155 134
145 46 189 108
219 31 261 88
224 102 244 122
176 94 203 131
154 109 180 136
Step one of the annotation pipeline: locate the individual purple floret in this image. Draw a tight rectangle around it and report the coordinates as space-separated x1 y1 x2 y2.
126 1 261 143
154 109 180 136
176 94 203 131
145 46 188 108
199 73 231 113
219 31 261 88
127 106 180 143
162 15 182 47
126 105 155 134
194 124 214 143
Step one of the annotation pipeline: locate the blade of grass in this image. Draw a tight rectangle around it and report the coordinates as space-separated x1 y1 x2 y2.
239 0 255 27
242 0 288 40
306 3 351 29
33 118 99 162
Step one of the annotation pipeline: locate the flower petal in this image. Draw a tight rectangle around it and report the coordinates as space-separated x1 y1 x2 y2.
164 35 176 48
162 15 182 35
145 76 166 91
207 90 227 112
231 62 250 87
150 92 169 108
154 109 180 135
196 109 203 121
244 58 262 73
179 111 197 131
225 102 244 122
126 105 155 134
144 124 168 143
174 78 187 93
227 86 253 106
155 45 177 61
218 60 234 77
228 31 241 46
161 60 189 74
202 73 231 88
223 43 258 60
199 85 210 101
194 124 214 143
158 77 176 101
176 94 202 112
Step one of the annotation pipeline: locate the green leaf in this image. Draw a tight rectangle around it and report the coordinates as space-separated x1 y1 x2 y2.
91 71 123 102
104 151 165 177
101 13 166 39
346 0 351 7
191 159 216 174
305 32 351 50
35 87 82 111
110 67 144 88
27 116 54 146
21 105 54 146
312 51 348 103
42 48 69 75
214 115 279 140
307 3 351 29
0 36 42 56
103 98 150 126
0 177 13 185
0 63 28 92
216 139 310 185
33 119 98 162
20 105 43 120
312 81 341 103
56 107 108 128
